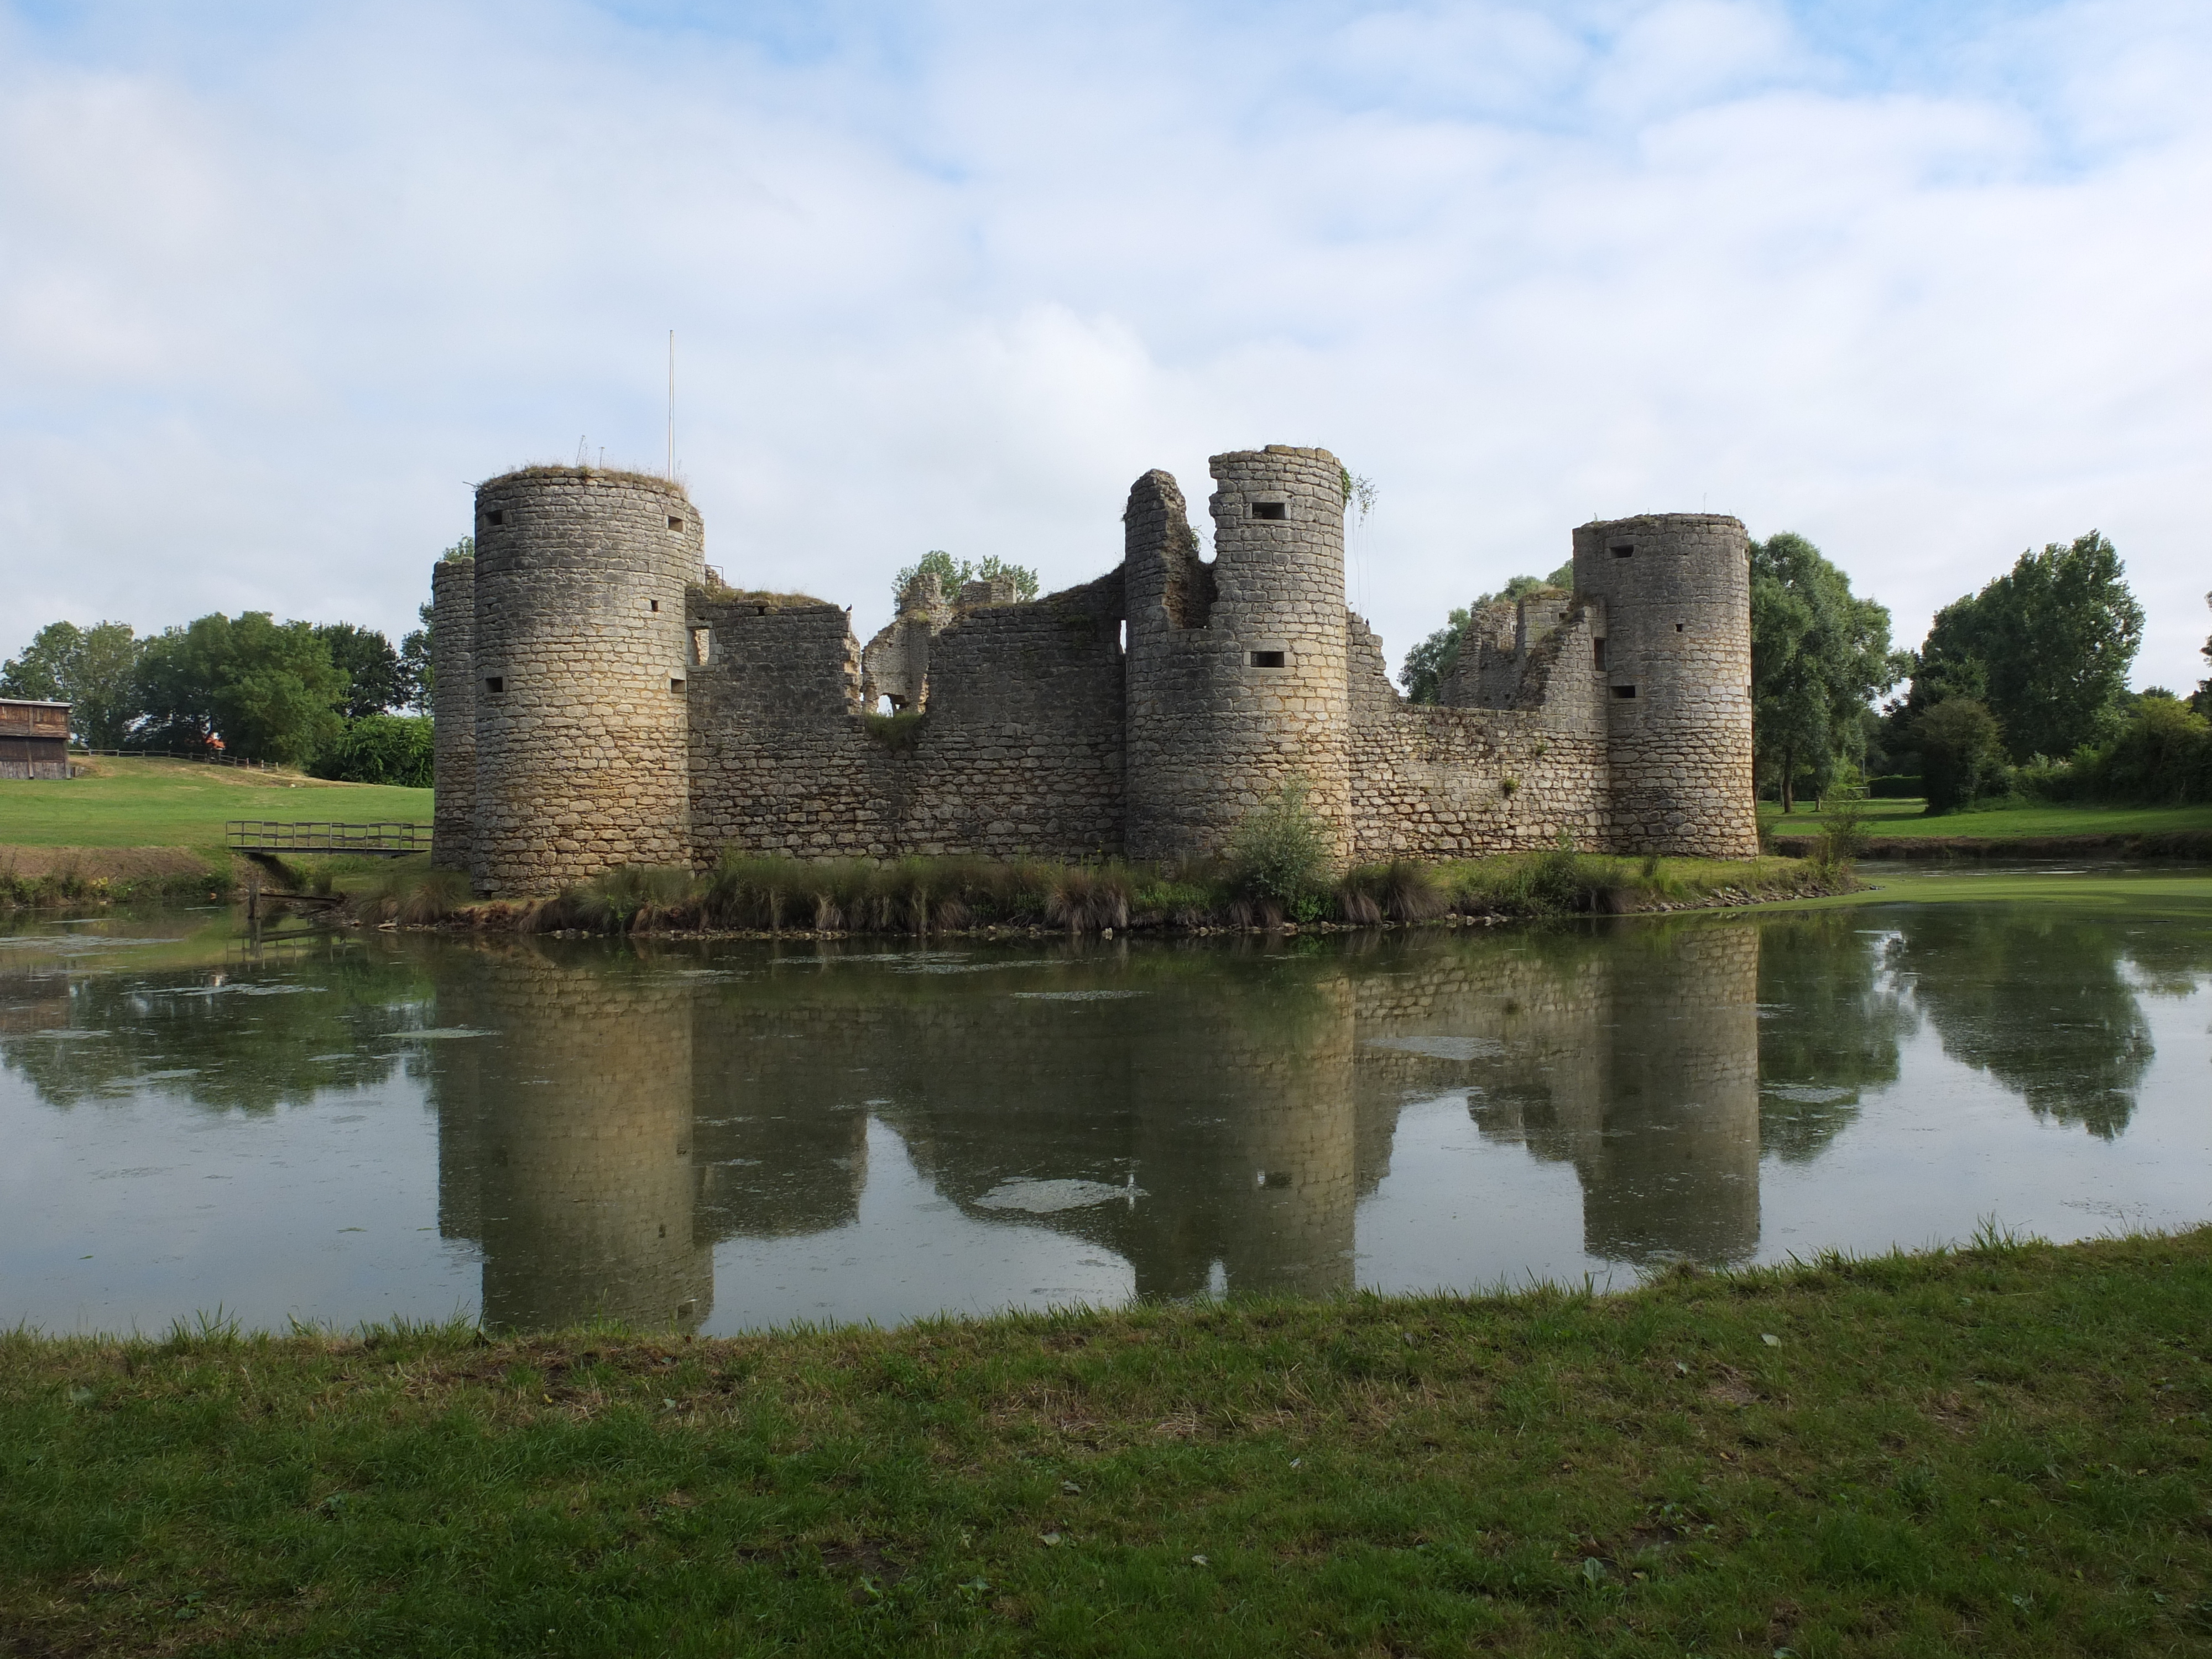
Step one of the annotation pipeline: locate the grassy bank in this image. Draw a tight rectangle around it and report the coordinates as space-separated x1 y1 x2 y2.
1772 865 2212 920
332 848 1845 937
0 755 432 849
5 1230 2208 1656
1763 797 2212 859
0 845 232 910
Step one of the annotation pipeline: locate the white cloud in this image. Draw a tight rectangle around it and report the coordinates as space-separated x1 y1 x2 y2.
1 0 2208 690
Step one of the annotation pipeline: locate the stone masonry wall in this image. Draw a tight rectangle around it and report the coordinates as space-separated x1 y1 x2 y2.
1121 468 1211 862
430 558 476 873
687 596 893 858
896 572 1125 858
1572 514 1758 858
687 576 1126 863
1348 608 1613 859
469 469 702 895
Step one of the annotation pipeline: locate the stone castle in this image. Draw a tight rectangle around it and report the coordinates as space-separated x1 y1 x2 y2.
432 444 1755 895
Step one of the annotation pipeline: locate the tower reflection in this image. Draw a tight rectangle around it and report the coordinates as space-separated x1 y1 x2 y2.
421 917 1768 1331
1367 923 1762 1266
430 950 712 1332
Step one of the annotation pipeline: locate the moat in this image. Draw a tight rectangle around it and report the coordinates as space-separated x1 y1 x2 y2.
4 874 2209 1337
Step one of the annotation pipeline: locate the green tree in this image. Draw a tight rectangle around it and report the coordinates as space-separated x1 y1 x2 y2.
889 550 1039 609
398 602 434 712
1397 564 1573 703
397 540 469 713
313 623 404 719
1227 775 1331 908
311 712 434 787
2075 694 2211 805
134 613 348 766
2193 592 2211 719
1917 696 2008 813
1749 533 1897 811
1910 531 2143 762
0 620 144 748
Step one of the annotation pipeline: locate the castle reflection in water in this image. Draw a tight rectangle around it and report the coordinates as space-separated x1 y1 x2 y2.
425 922 1766 1332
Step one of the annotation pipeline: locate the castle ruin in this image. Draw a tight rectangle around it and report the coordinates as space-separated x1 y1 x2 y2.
433 444 1755 895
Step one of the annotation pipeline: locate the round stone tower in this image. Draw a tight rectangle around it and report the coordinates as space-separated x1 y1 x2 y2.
429 556 476 873
469 467 703 896
1571 512 1757 858
1124 445 1352 865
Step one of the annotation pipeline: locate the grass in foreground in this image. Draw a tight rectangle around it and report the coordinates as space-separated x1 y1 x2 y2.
0 755 432 851
1761 796 2212 843
6 1230 2210 1656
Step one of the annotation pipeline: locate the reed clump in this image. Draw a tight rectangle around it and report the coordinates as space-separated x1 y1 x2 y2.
351 865 472 925
422 844 1841 938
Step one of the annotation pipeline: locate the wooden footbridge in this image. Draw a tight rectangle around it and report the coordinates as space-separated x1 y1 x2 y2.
225 821 432 858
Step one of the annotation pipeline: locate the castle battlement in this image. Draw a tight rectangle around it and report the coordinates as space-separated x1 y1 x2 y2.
434 448 1756 896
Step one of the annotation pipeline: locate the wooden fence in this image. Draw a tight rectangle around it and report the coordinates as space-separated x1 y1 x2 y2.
226 821 432 857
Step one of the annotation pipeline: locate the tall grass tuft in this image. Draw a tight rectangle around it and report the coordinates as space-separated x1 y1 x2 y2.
1046 864 1133 932
543 865 697 932
354 865 472 925
1337 859 1447 925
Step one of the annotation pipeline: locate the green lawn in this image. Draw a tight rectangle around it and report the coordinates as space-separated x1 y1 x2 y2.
1763 866 2212 918
4 1230 2209 1656
0 755 431 851
1762 796 2212 842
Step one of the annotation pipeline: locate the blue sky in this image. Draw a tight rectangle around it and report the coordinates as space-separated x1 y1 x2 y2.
3 0 2207 691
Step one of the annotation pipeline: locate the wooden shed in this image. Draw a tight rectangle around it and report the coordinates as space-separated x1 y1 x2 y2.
0 700 71 779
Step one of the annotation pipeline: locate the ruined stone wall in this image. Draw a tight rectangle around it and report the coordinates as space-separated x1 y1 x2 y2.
1125 447 1352 864
686 596 894 859
895 572 1125 858
1572 514 1757 857
1121 469 1213 862
859 572 952 712
430 558 476 873
1348 609 1612 859
687 577 1125 862
468 469 702 895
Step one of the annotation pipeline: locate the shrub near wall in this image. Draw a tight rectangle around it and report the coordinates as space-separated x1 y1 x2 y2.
2031 697 2212 806
311 714 434 788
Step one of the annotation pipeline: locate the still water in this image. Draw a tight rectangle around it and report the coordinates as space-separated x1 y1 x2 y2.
4 878 2209 1335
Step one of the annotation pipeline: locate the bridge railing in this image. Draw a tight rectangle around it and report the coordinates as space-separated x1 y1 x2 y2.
226 821 434 856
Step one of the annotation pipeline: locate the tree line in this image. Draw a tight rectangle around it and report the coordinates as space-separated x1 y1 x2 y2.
1400 530 2210 814
0 548 457 786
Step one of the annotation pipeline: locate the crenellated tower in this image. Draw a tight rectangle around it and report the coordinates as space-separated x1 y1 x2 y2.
467 468 703 895
1571 513 1757 857
1124 446 1353 865
429 557 476 873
